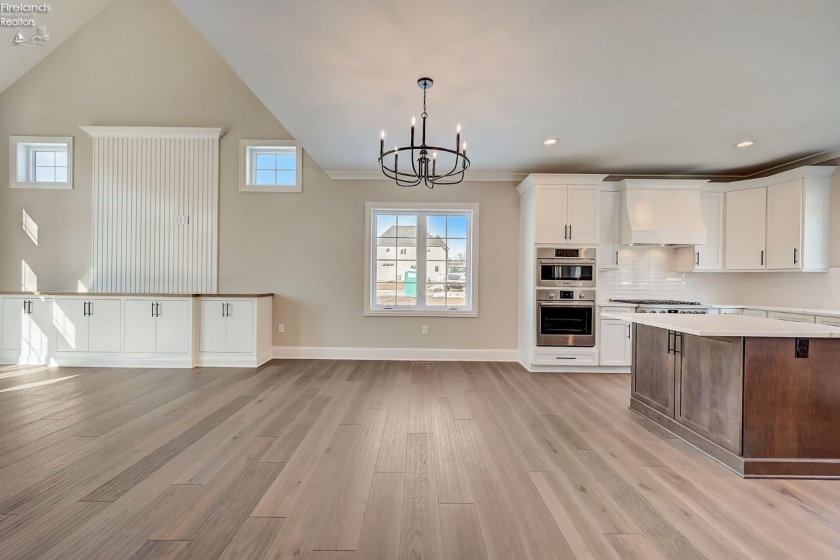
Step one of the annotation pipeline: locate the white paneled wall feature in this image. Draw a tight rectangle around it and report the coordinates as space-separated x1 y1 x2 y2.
83 127 221 293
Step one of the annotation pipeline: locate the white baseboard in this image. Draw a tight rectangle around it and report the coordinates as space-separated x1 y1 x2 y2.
523 363 631 374
272 346 519 362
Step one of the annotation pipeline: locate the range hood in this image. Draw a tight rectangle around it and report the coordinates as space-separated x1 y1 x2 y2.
618 179 709 246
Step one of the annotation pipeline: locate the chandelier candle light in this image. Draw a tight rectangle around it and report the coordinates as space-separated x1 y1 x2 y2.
378 77 470 188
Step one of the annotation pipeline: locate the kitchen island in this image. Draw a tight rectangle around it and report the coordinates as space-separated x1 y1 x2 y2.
602 312 840 478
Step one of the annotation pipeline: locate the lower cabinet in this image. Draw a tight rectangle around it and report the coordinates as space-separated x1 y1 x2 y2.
632 324 677 416
632 325 744 455
600 318 632 366
1 297 52 362
0 294 271 368
199 299 254 353
124 299 191 354
55 298 121 353
767 310 815 323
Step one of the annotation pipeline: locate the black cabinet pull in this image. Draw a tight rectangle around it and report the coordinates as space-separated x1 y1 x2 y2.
627 325 631 339
564 225 568 240
793 247 798 265
674 332 682 354
667 330 673 354
222 302 226 317
151 302 155 317
615 251 619 265
760 250 764 266
88 301 93 316
83 302 88 317
156 303 161 317
696 252 700 266
569 224 572 240
226 303 231 317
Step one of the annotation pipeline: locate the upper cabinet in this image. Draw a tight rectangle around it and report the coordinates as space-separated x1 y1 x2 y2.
599 190 620 269
675 192 724 272
725 188 768 271
723 167 832 272
518 175 605 246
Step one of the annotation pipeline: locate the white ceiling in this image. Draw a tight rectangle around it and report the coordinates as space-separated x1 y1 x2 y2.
0 0 116 95
16 0 840 179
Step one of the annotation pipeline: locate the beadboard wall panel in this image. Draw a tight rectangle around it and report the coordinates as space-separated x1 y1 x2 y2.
84 127 221 293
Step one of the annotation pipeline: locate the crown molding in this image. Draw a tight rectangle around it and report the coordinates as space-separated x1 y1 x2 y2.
80 126 224 139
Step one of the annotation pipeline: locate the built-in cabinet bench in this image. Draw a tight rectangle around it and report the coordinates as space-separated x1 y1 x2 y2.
0 292 273 368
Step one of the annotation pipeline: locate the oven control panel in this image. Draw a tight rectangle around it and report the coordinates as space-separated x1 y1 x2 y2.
536 289 595 302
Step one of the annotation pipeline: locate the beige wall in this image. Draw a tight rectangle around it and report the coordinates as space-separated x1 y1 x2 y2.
0 0 521 350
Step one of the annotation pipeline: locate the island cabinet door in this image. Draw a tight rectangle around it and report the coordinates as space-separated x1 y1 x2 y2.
674 334 744 455
632 324 676 417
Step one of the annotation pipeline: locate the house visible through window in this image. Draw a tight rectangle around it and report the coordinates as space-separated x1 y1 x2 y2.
240 139 302 192
365 203 478 316
10 136 73 189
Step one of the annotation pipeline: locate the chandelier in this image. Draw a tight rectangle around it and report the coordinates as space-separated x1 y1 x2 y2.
378 77 470 188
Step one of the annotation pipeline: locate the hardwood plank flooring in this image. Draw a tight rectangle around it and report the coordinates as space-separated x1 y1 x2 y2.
0 361 836 559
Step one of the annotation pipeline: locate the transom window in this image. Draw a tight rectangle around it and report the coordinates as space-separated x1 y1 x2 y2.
240 139 302 192
10 136 73 189
365 203 478 316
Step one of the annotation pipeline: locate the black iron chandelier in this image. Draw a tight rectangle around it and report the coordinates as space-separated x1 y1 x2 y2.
378 77 470 188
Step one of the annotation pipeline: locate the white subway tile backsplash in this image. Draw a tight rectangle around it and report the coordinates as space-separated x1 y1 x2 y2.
598 246 840 311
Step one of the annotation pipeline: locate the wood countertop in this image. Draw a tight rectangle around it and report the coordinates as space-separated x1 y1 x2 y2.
602 312 840 338
0 291 274 298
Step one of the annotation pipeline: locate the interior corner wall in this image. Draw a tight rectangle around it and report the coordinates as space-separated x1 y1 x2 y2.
0 0 520 351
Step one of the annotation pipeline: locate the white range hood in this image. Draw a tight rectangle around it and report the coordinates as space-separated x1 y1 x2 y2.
618 179 709 246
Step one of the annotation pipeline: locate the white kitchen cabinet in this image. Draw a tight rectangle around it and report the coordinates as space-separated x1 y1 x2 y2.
124 298 191 354
600 321 632 367
723 167 831 272
742 309 768 318
1 297 53 362
767 311 815 323
724 188 767 271
567 186 600 244
816 316 840 328
534 186 569 244
599 191 620 270
675 193 724 272
766 180 802 270
531 183 599 245
708 308 742 315
200 299 254 353
55 298 121 353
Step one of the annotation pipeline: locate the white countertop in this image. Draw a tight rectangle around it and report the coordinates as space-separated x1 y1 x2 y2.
704 303 840 317
598 301 840 318
600 312 840 338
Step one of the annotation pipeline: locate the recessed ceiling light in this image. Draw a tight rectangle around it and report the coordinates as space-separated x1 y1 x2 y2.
735 140 755 148
544 138 558 146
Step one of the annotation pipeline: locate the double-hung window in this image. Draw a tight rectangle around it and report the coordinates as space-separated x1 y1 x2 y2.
365 203 478 316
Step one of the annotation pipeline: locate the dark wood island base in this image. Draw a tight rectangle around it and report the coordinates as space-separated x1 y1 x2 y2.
630 324 840 478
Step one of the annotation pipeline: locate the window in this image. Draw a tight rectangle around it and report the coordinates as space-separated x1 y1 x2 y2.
365 203 478 316
10 136 73 189
240 139 302 192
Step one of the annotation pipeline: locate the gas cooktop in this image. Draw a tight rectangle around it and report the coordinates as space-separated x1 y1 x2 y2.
610 299 702 305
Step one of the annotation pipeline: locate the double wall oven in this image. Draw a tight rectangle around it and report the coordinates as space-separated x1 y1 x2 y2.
535 247 597 347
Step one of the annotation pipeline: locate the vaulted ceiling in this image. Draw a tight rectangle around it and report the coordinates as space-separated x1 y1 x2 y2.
5 0 840 179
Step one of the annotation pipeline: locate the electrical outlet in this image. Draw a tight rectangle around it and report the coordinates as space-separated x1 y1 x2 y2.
277 323 285 333
693 284 700 293
422 325 429 335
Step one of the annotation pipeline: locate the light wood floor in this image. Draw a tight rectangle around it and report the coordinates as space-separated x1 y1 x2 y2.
0 361 838 560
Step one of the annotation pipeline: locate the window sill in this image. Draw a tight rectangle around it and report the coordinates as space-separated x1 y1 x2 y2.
239 185 301 193
364 308 478 318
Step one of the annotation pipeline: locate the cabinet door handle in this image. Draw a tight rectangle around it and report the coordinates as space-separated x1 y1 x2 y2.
156 303 161 317
226 303 231 317
568 224 572 240
667 330 673 354
793 247 798 265
554 356 576 360
760 250 764 266
674 332 682 354
83 302 88 316
222 302 226 317
627 325 631 339
152 302 156 317
564 225 568 240
696 252 700 266
615 251 619 265
89 301 93 316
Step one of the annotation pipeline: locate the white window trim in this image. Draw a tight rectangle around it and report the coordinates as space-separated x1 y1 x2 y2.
239 139 302 192
364 202 479 317
9 136 73 189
